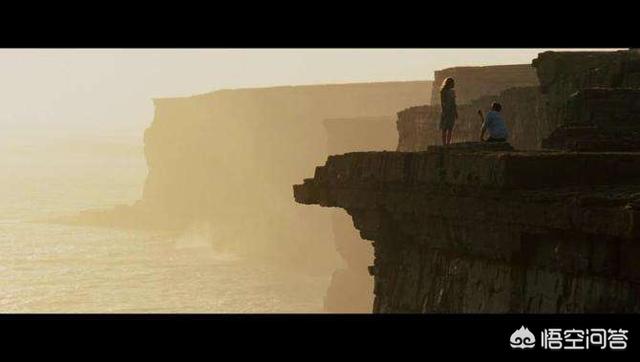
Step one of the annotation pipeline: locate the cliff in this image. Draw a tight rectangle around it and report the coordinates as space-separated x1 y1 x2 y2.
401 64 541 151
399 50 640 152
431 64 538 105
71 81 432 273
294 145 640 312
294 50 640 313
542 88 640 151
534 50 640 135
398 86 544 150
322 116 398 312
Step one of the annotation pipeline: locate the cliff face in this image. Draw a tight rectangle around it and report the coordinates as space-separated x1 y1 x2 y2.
431 64 538 105
295 50 640 313
543 88 640 151
398 86 545 151
322 116 398 312
534 50 640 139
75 81 431 273
400 51 640 152
401 64 541 151
294 145 640 312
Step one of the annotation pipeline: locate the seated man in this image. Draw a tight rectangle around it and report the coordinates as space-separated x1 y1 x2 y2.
479 102 509 142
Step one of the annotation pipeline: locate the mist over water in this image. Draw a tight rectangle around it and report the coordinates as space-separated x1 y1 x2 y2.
0 129 329 312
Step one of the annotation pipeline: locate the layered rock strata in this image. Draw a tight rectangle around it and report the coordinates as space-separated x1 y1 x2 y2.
294 144 640 312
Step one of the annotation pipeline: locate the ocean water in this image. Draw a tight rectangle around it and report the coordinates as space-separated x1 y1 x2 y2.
0 129 330 312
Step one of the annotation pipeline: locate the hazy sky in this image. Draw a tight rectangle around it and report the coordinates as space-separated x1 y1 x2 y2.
0 49 618 131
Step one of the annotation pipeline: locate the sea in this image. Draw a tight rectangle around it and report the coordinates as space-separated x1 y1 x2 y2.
0 128 330 313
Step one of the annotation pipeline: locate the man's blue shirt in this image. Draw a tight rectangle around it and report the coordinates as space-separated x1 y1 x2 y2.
483 111 508 139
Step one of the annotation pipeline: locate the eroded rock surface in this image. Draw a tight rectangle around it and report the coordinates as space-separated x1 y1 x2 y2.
399 50 640 152
321 117 396 312
294 145 640 312
542 88 640 151
431 64 538 105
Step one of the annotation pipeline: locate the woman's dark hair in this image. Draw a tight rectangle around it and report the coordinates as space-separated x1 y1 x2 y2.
440 77 455 94
491 102 502 112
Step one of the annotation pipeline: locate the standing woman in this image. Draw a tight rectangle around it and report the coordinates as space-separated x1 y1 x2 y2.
439 77 458 145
